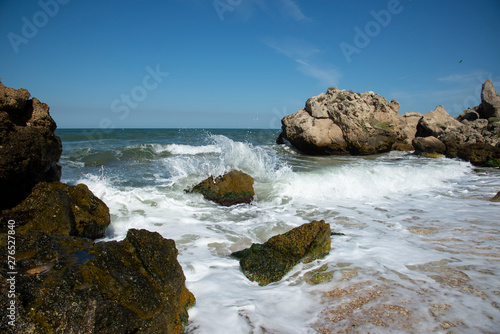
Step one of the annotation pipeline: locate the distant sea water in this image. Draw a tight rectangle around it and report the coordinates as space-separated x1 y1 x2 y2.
57 128 500 333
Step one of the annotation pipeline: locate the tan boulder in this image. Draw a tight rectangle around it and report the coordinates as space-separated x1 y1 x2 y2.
415 105 463 138
477 79 500 119
412 136 446 154
280 87 417 155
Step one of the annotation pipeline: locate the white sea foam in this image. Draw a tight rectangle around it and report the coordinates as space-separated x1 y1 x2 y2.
65 134 500 334
275 158 471 203
162 143 221 155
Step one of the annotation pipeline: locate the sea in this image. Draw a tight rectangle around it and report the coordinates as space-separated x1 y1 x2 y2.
56 128 500 334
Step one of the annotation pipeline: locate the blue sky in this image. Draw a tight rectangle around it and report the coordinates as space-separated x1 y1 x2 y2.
1 0 499 129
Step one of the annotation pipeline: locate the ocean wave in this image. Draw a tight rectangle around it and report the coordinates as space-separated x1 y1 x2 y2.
274 157 472 202
63 143 223 167
58 129 500 334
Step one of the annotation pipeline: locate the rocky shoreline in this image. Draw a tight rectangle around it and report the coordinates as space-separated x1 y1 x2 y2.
1 81 338 333
278 80 500 167
0 81 195 333
1 78 498 332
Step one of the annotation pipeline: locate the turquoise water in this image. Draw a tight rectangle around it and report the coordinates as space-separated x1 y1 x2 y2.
57 128 500 333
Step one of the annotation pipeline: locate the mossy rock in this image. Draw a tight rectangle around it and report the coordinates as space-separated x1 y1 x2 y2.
0 229 195 334
336 93 346 101
491 191 500 202
305 264 334 285
444 141 500 167
189 169 255 206
483 157 500 168
369 120 394 130
232 220 331 286
0 181 110 239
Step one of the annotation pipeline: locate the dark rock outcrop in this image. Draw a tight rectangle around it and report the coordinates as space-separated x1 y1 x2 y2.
0 81 195 333
189 169 255 206
232 220 331 286
0 81 62 210
1 182 110 240
0 229 195 334
491 191 500 202
278 87 421 155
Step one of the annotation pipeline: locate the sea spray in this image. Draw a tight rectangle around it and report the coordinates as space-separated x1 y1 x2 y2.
58 129 500 333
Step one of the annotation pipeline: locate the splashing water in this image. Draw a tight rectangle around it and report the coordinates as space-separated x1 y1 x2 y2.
58 129 500 333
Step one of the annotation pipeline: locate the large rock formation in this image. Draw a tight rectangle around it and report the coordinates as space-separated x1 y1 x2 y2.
412 82 500 166
189 169 255 206
279 81 500 166
0 81 62 210
0 81 195 333
0 229 195 334
232 220 331 286
278 87 421 155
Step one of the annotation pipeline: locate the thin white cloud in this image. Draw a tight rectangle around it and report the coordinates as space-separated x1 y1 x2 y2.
240 0 309 22
297 62 341 86
392 75 500 116
264 37 320 61
437 71 491 83
278 0 309 21
264 37 340 86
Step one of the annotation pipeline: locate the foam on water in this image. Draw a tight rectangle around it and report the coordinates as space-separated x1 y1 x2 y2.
275 158 470 203
60 131 500 333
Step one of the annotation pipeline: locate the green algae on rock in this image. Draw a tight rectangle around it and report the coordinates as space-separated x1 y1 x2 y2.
189 169 255 206
0 229 195 334
232 220 331 286
0 81 195 333
0 181 110 240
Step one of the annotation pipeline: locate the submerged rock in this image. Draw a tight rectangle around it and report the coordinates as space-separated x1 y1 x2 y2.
278 87 420 155
0 229 195 334
189 169 255 206
232 220 331 286
1 182 110 239
0 81 62 210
